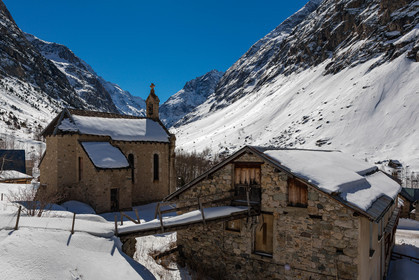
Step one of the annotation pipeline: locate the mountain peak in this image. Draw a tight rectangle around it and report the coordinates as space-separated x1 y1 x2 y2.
160 70 224 128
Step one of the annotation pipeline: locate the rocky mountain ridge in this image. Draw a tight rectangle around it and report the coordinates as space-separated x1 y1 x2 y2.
202 0 418 112
25 33 146 117
160 70 223 127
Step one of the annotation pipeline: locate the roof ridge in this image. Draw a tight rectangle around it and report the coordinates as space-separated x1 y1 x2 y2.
249 145 341 153
67 108 149 120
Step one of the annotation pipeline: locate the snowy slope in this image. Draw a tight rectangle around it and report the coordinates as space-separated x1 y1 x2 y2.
173 0 419 171
160 70 223 127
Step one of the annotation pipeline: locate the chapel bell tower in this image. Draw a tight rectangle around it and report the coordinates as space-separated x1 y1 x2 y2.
146 83 160 120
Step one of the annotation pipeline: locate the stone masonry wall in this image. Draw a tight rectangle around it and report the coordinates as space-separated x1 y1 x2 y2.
175 151 360 280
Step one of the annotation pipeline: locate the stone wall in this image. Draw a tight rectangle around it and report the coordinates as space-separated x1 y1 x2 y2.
175 151 361 280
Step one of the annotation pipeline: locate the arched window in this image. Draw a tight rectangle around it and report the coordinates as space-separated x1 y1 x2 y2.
128 154 134 183
153 154 159 181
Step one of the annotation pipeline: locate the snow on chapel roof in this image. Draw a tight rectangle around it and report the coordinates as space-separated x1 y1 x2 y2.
80 142 129 169
51 109 170 142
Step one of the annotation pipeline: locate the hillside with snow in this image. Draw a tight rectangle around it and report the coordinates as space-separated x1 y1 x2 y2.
173 0 419 171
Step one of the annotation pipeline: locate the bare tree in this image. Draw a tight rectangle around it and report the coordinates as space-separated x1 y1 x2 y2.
175 148 226 188
8 184 65 217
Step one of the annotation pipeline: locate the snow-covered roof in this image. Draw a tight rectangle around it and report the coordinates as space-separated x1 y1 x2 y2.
43 109 171 142
59 115 169 142
261 148 400 216
81 142 129 169
0 170 32 181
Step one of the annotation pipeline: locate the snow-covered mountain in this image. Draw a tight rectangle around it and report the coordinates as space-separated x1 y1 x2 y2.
99 78 145 117
173 0 419 170
25 33 146 117
0 0 146 145
0 0 82 144
160 70 223 127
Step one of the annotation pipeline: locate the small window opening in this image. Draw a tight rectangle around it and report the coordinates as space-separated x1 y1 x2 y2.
128 154 134 183
153 154 159 181
78 157 82 181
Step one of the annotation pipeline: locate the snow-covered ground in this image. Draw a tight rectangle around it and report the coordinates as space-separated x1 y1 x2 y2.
387 218 419 280
2 183 418 279
0 184 185 280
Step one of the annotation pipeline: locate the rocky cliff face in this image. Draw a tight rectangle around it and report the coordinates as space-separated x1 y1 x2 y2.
0 0 145 142
0 0 84 109
26 33 146 117
160 70 223 127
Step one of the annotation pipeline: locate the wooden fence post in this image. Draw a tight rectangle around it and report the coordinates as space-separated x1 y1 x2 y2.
1 193 3 201
134 208 141 224
120 212 123 226
158 206 164 232
154 202 160 219
14 205 22 230
114 215 118 235
71 213 76 234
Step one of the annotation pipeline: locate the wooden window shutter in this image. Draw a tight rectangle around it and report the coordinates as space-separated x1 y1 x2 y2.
234 164 261 185
254 213 274 255
288 178 308 207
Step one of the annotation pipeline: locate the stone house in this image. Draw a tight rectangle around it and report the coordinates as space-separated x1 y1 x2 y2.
166 146 401 280
40 87 176 213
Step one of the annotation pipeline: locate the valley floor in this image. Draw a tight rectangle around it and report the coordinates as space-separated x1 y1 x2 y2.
0 183 418 279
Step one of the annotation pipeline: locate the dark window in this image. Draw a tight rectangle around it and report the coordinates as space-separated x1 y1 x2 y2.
78 157 82 181
287 177 308 207
153 154 159 181
128 154 134 183
148 104 153 115
254 213 273 256
110 188 119 211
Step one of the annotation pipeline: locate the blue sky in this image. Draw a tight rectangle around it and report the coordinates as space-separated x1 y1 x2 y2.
4 0 309 102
